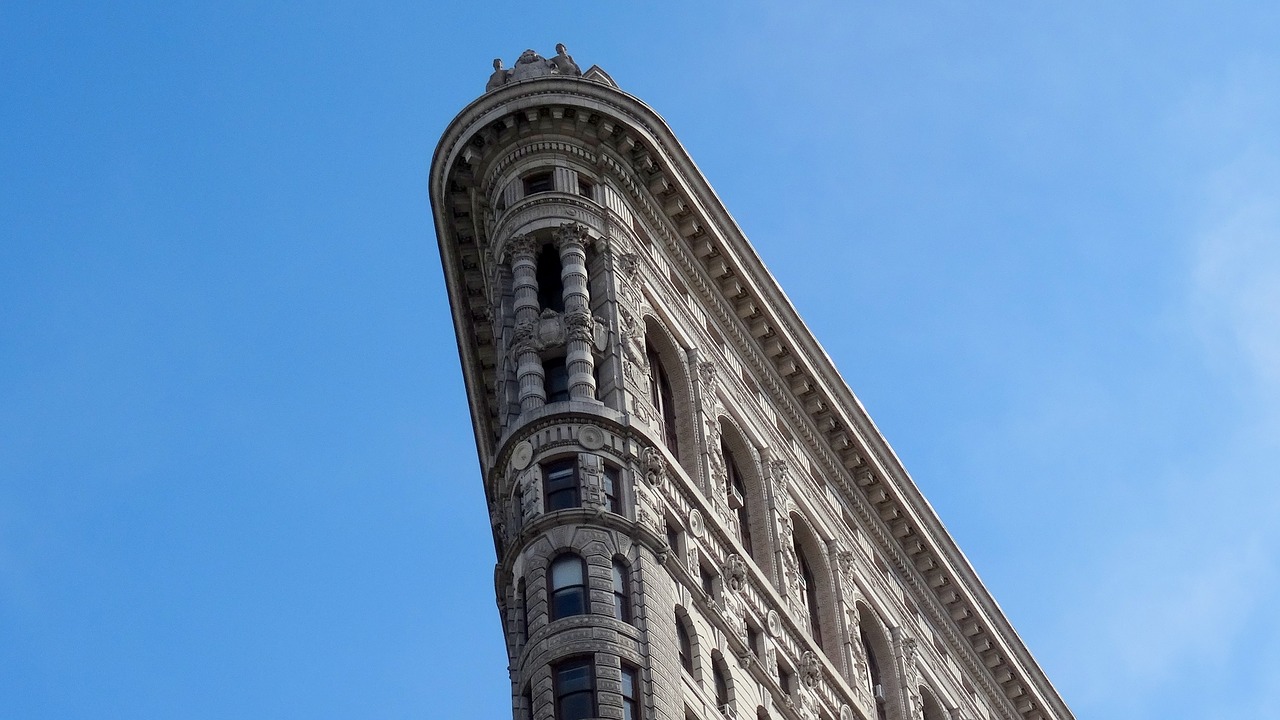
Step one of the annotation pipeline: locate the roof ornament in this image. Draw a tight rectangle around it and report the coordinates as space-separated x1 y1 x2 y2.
484 44 584 92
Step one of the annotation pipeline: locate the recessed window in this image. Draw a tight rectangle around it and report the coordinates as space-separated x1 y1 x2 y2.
699 564 715 598
778 664 793 695
543 459 579 511
549 553 587 620
602 465 621 514
647 346 679 458
544 357 570 403
536 243 565 312
713 660 729 707
553 656 595 720
796 539 823 648
724 438 753 559
523 170 554 195
517 577 528 639
747 623 763 658
677 616 694 674
578 177 594 199
621 663 639 720
612 559 631 624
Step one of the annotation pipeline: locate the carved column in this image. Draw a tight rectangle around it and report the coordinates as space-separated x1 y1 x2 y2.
556 222 597 401
508 235 546 412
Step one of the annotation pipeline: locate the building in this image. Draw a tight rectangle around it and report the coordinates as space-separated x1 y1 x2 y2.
429 46 1074 720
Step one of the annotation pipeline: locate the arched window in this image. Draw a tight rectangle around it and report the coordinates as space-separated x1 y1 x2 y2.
553 656 595 720
549 554 587 621
921 686 946 720
543 459 579 511
713 658 730 707
647 345 679 459
612 559 631 624
621 663 640 720
861 625 888 720
795 540 823 648
676 615 694 674
723 437 753 559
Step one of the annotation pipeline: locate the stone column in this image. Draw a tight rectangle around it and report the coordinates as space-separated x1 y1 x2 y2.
509 235 546 412
556 222 597 401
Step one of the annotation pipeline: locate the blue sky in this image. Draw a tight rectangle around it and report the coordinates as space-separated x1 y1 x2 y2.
2 3 1278 718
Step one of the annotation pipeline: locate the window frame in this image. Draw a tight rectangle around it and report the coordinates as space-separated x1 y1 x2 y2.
548 553 588 621
612 558 631 624
543 458 579 512
552 655 596 720
620 663 639 720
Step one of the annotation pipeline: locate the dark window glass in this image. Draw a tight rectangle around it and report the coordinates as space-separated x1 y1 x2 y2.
536 243 565 312
647 346 679 458
778 664 793 695
553 656 595 720
621 664 639 720
524 685 534 720
578 177 594 199
699 564 715 597
518 577 528 639
747 624 762 658
549 554 587 620
724 439 753 559
545 357 570 403
677 617 693 673
665 522 680 555
602 466 621 514
524 171 554 195
612 559 630 623
544 459 579 511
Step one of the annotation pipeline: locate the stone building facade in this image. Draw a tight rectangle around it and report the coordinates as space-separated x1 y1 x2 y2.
429 47 1074 720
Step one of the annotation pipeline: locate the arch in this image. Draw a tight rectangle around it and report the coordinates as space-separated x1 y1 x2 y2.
710 650 732 709
856 601 904 720
718 417 772 579
920 686 946 720
642 316 694 471
675 605 698 679
790 512 838 662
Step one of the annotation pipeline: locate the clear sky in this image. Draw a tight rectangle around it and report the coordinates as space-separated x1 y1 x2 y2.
2 3 1278 719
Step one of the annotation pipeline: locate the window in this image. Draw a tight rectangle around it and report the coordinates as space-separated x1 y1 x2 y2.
602 465 621 514
543 459 579 511
724 438 753 559
544 357 570 403
553 656 595 720
861 626 888 720
549 554 587 620
747 623 763 659
777 663 793 696
621 663 639 720
523 170 554 195
536 243 565 312
665 522 680 556
523 685 534 720
647 346 679 458
713 660 729 707
578 177 594 199
677 616 693 674
612 559 631 623
699 564 715 598
796 540 823 648
517 577 528 639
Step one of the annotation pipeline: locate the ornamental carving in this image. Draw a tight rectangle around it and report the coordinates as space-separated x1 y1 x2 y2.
504 233 539 261
801 650 822 688
724 553 747 592
554 220 590 249
642 446 666 486
484 44 583 93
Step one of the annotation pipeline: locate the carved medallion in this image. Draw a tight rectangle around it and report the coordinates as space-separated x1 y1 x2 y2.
688 508 704 538
579 425 605 450
766 609 783 638
511 441 534 471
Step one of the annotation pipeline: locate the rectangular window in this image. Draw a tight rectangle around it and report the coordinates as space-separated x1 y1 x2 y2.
621 664 639 720
578 177 594 199
523 170 554 195
545 357 570 403
602 465 621 514
699 564 715 598
554 657 595 720
544 459 579 511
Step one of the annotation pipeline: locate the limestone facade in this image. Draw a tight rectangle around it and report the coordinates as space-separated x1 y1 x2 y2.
429 47 1074 720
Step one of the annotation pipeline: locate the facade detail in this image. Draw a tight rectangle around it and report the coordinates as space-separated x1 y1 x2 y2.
430 46 1074 720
